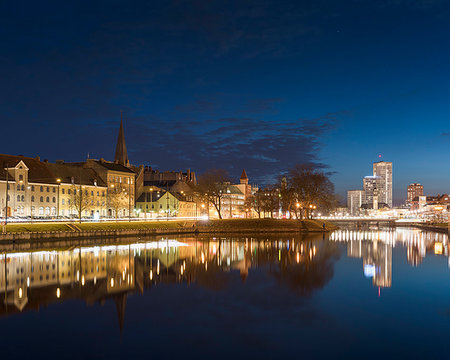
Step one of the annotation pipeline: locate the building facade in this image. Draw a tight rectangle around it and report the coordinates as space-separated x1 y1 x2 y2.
373 161 393 208
136 189 197 218
347 190 365 215
407 183 423 205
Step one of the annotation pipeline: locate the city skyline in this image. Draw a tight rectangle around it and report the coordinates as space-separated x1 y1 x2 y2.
2 1 450 204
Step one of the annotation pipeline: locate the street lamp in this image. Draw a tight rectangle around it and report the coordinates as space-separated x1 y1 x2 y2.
107 184 114 219
56 178 61 220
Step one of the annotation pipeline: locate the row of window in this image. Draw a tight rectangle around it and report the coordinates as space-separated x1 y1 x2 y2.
109 176 133 184
8 184 56 192
61 199 105 206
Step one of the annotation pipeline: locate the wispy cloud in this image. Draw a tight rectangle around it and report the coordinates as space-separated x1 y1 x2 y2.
127 109 344 185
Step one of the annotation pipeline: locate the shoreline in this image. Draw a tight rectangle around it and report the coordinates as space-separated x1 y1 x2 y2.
0 219 337 244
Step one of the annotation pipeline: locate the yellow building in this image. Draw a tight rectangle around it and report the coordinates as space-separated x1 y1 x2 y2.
136 188 197 218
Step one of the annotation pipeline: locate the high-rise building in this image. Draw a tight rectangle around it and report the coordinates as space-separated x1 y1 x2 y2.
373 161 392 208
407 183 423 204
363 176 378 207
347 190 365 215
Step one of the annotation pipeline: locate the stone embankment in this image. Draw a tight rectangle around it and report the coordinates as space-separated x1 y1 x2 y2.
0 219 336 244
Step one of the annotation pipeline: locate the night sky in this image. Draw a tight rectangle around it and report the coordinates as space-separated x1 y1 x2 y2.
2 0 450 204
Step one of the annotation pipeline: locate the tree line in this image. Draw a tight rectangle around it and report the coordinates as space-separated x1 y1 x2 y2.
196 164 337 219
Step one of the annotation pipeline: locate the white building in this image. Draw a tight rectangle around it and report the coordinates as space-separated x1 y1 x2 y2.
373 161 393 208
347 190 365 215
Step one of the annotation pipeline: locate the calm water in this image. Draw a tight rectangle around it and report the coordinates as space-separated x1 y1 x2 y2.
0 228 449 359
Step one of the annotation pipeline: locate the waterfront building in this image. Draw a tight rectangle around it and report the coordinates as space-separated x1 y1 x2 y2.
363 176 378 207
407 183 423 205
46 162 107 218
136 189 197 218
0 118 136 220
220 184 246 218
135 166 197 203
347 190 365 215
373 161 393 208
0 154 110 219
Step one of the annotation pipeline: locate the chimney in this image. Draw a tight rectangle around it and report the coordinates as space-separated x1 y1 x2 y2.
35 156 40 161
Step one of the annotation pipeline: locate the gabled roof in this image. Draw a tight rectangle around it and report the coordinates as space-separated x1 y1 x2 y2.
227 185 244 195
96 161 135 174
0 154 58 184
45 163 107 187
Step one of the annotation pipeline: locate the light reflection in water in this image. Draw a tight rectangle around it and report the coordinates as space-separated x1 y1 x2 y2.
330 228 449 288
0 229 447 331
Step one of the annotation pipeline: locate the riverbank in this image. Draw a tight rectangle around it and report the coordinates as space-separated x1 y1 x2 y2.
396 222 449 234
0 218 337 243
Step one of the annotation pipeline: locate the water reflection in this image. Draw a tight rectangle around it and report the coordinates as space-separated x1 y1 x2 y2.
330 228 449 288
0 234 336 328
1 228 448 333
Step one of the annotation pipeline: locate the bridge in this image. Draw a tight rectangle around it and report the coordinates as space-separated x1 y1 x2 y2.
327 218 398 228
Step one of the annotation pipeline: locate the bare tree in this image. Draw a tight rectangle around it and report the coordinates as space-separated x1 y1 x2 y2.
69 185 92 223
288 164 335 219
261 186 280 218
196 169 230 219
108 184 128 220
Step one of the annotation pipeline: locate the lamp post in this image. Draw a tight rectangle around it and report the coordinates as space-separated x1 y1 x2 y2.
27 185 33 224
150 187 154 219
128 177 131 222
56 178 61 220
107 183 114 220
4 163 9 231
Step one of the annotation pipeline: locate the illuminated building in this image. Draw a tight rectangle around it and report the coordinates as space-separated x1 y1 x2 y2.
136 190 197 217
407 183 423 205
373 161 393 208
347 190 365 215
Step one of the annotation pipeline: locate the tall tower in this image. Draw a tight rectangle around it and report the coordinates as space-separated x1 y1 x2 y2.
240 169 248 185
114 111 130 167
373 161 392 207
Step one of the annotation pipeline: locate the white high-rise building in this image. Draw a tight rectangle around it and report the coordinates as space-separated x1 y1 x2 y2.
372 161 393 208
347 190 365 215
363 176 379 207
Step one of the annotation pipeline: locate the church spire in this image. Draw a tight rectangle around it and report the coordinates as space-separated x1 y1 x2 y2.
114 110 129 166
240 169 248 184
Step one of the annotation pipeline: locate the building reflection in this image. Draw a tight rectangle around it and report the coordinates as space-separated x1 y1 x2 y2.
330 228 449 288
1 229 446 328
0 234 337 328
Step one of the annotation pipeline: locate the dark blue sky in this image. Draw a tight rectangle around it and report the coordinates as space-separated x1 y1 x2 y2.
1 0 450 203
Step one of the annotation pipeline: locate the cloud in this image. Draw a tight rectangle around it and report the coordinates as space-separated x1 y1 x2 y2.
127 109 344 185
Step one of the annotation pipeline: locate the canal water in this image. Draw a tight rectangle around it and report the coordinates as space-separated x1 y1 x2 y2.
0 228 449 359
